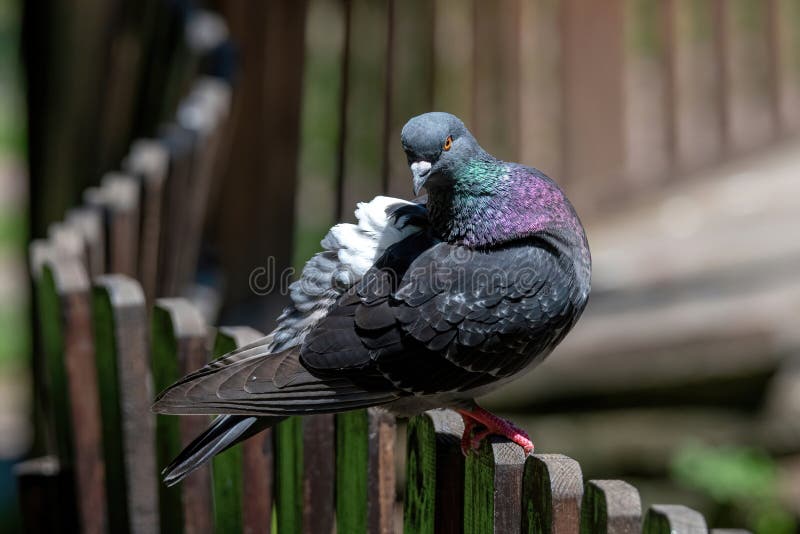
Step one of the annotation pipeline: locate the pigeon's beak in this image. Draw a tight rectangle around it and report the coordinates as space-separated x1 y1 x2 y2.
410 161 432 195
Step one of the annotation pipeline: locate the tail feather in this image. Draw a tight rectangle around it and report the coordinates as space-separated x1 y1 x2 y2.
162 414 283 486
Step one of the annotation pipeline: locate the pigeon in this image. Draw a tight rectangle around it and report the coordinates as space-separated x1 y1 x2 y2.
153 111 591 485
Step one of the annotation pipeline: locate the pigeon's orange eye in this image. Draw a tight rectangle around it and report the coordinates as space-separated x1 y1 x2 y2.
443 135 453 151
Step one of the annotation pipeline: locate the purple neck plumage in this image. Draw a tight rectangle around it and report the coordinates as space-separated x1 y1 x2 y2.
426 163 586 250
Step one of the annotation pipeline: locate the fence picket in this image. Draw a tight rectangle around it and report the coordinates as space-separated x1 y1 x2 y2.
643 504 708 534
302 414 336 534
336 408 397 534
92 275 158 534
210 326 269 533
152 299 213 533
45 256 107 534
522 453 583 534
403 409 465 534
463 435 526 534
580 479 642 534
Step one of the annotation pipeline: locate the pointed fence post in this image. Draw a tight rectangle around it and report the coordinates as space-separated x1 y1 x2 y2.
580 479 642 534
151 299 213 533
336 407 397 534
93 275 158 534
643 504 708 534
403 409 465 534
210 326 271 533
521 454 584 534
463 435 526 534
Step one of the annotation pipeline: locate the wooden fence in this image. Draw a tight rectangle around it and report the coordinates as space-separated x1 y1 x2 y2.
22 245 755 533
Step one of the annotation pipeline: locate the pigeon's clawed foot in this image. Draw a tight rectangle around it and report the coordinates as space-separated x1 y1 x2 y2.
457 406 534 456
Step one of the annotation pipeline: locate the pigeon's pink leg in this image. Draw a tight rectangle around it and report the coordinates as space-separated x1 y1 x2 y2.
457 406 534 455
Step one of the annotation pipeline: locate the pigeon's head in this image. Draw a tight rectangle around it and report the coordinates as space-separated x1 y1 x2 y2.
401 112 484 195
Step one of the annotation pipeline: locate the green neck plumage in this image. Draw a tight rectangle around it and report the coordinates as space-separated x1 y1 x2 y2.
426 156 508 244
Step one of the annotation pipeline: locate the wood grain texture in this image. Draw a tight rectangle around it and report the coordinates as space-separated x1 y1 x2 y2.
463 435 526 534
302 414 335 534
580 479 642 534
211 326 268 534
367 407 397 534
643 504 707 533
93 275 158 534
49 257 107 534
403 409 465 534
522 453 583 534
152 299 212 534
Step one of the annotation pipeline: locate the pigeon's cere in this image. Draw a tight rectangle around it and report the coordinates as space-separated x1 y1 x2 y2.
154 111 591 485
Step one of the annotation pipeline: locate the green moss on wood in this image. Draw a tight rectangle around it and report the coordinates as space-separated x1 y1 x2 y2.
92 285 129 533
337 409 369 534
150 306 184 533
403 414 437 534
463 439 495 534
210 332 243 534
275 416 304 534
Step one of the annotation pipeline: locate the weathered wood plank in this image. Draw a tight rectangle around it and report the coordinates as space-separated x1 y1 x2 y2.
211 326 269 534
463 435 526 534
152 299 212 534
33 259 73 467
337 408 397 534
93 275 158 534
403 409 465 534
14 456 78 534
522 453 584 534
580 479 642 534
46 257 107 534
125 139 169 305
643 504 707 533
302 414 335 534
368 407 397 533
275 415 303 534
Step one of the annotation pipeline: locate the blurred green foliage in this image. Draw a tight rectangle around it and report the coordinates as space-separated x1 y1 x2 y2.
672 442 795 534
